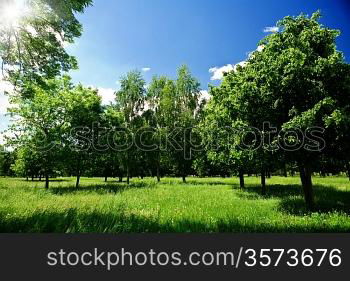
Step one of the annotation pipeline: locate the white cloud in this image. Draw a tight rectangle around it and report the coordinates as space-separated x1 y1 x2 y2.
97 87 115 105
263 26 279 33
257 45 265 52
142 67 151 72
234 61 248 71
209 44 266 81
199 90 211 102
209 64 234 80
209 61 248 80
247 45 265 58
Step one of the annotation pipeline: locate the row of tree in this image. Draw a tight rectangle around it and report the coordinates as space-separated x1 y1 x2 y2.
1 1 349 209
3 65 205 189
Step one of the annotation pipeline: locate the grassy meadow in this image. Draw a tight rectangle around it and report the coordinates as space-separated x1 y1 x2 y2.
0 176 349 233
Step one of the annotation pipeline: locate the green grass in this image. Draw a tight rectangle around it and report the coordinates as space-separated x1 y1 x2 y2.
0 176 349 233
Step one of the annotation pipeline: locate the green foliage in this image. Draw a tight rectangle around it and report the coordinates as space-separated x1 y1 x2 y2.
9 76 103 187
0 146 15 176
0 0 92 100
116 70 146 123
200 11 350 206
3 8 350 213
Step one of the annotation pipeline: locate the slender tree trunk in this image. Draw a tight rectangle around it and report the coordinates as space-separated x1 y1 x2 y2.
261 167 266 196
76 174 80 188
346 162 350 181
104 176 108 182
156 165 161 182
31 175 34 181
45 174 49 189
76 158 81 188
283 162 288 177
140 169 144 180
26 176 28 181
182 163 186 183
156 153 161 182
119 176 123 183
298 162 314 210
239 170 245 188
127 165 130 185
39 175 42 181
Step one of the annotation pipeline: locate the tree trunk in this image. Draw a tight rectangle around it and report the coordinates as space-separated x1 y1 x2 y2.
26 176 28 181
261 167 266 196
31 175 34 181
346 162 350 181
239 170 245 188
156 165 161 182
155 153 161 182
119 176 123 183
283 162 288 177
39 175 42 181
45 174 49 189
182 163 186 183
104 176 108 182
76 157 81 188
76 174 80 188
298 162 314 210
127 165 130 185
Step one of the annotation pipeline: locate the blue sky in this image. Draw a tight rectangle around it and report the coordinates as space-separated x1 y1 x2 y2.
66 0 350 94
1 0 350 134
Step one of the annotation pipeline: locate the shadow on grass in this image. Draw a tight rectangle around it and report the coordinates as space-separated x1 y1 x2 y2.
279 185 350 215
49 181 155 195
236 184 350 215
154 178 231 186
236 184 303 200
184 180 231 186
22 179 70 182
0 207 349 233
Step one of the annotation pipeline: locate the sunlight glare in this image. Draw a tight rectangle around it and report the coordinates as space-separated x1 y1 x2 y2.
0 0 29 28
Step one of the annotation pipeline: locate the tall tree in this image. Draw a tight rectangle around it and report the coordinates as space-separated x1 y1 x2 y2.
0 0 92 95
146 75 174 182
115 70 146 184
207 11 350 208
171 65 201 182
63 85 102 188
9 76 71 188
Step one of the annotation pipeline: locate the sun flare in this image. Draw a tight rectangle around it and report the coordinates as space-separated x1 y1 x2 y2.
0 0 29 27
